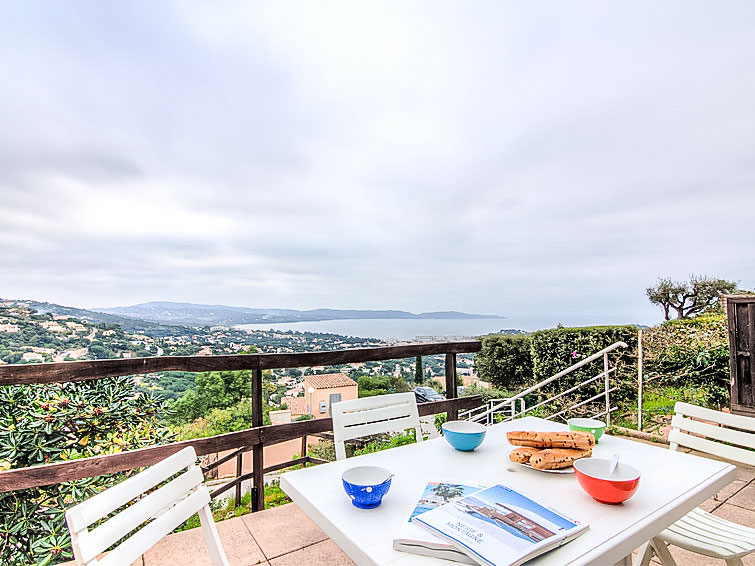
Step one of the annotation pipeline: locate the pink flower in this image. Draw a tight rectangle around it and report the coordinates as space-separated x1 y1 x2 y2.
571 350 579 360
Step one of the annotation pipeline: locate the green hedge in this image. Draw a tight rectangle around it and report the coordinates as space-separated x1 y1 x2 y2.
474 334 533 392
531 325 637 380
474 326 638 419
530 325 638 408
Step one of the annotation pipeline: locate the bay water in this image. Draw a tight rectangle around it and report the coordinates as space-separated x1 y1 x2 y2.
237 314 649 341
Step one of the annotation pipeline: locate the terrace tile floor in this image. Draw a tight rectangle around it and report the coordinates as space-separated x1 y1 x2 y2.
63 458 755 566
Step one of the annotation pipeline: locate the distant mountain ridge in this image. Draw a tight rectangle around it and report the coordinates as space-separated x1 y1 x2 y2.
96 301 505 327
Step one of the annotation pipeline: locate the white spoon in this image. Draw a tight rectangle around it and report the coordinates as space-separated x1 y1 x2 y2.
608 454 620 477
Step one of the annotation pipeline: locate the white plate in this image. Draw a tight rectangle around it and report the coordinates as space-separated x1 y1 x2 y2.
516 462 575 474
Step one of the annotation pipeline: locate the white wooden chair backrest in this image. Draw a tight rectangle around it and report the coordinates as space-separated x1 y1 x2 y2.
332 392 423 461
65 446 228 566
669 402 755 466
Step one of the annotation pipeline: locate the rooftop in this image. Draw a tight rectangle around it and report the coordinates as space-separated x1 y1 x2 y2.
281 396 306 416
305 372 357 389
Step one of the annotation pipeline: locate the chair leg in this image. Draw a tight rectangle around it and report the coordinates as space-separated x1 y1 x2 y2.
724 558 744 566
649 537 678 566
636 542 655 566
199 505 230 566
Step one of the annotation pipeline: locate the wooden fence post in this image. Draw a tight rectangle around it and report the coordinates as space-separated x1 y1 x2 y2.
235 452 243 507
251 368 265 512
445 353 458 421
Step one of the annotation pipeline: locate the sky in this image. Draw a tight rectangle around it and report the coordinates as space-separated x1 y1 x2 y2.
1 1 754 325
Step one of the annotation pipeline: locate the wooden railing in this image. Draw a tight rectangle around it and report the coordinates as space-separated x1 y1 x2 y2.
0 341 481 512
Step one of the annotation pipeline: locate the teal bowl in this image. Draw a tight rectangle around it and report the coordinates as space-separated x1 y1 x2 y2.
568 418 606 443
442 420 486 451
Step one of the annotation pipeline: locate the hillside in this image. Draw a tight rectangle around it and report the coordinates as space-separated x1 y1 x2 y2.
96 301 505 326
24 300 190 335
0 299 384 366
0 299 477 403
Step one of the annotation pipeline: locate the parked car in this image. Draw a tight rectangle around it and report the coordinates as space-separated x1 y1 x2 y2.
414 386 445 403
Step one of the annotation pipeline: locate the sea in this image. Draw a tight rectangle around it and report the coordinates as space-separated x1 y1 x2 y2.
237 314 651 341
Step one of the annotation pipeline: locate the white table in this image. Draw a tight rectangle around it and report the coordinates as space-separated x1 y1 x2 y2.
280 417 736 566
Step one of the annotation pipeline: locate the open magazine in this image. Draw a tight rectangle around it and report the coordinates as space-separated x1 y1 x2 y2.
412 484 587 566
393 482 483 564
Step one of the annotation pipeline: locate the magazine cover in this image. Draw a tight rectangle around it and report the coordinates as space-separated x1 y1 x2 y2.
393 482 483 563
412 484 587 566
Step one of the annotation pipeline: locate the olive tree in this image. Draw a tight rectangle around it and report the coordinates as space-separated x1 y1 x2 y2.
646 275 737 320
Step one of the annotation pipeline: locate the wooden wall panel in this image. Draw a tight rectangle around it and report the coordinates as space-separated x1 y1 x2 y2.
727 296 755 416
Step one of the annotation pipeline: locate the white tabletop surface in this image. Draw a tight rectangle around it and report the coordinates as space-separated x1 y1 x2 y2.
280 417 736 566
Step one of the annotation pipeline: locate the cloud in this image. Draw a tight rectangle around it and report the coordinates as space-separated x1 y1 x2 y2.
0 0 754 323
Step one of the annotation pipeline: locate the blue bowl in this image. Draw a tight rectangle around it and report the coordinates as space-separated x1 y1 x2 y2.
342 466 393 509
442 420 487 451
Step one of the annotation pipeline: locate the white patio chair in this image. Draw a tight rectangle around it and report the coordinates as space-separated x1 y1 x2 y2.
637 402 755 566
66 446 229 566
332 392 423 461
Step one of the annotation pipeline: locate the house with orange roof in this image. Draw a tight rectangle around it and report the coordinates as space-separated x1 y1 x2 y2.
302 372 358 419
282 373 358 420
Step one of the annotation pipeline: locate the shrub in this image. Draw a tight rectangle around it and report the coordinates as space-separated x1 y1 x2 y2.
0 377 173 565
434 412 447 432
307 438 353 461
356 375 410 398
460 383 513 403
175 398 272 440
167 370 252 425
473 326 638 418
474 335 533 391
642 313 729 408
531 325 637 381
530 325 638 415
306 429 419 462
176 481 291 533
353 430 417 456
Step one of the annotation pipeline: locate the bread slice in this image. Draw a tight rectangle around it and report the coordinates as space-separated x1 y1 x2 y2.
506 430 595 450
508 446 540 464
529 447 592 470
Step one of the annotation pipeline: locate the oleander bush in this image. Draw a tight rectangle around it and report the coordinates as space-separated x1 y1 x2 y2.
0 376 173 565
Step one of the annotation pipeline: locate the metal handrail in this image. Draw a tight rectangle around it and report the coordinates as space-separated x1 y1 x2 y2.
465 341 628 425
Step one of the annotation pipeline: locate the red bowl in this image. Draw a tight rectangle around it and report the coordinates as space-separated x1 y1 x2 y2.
573 458 640 504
